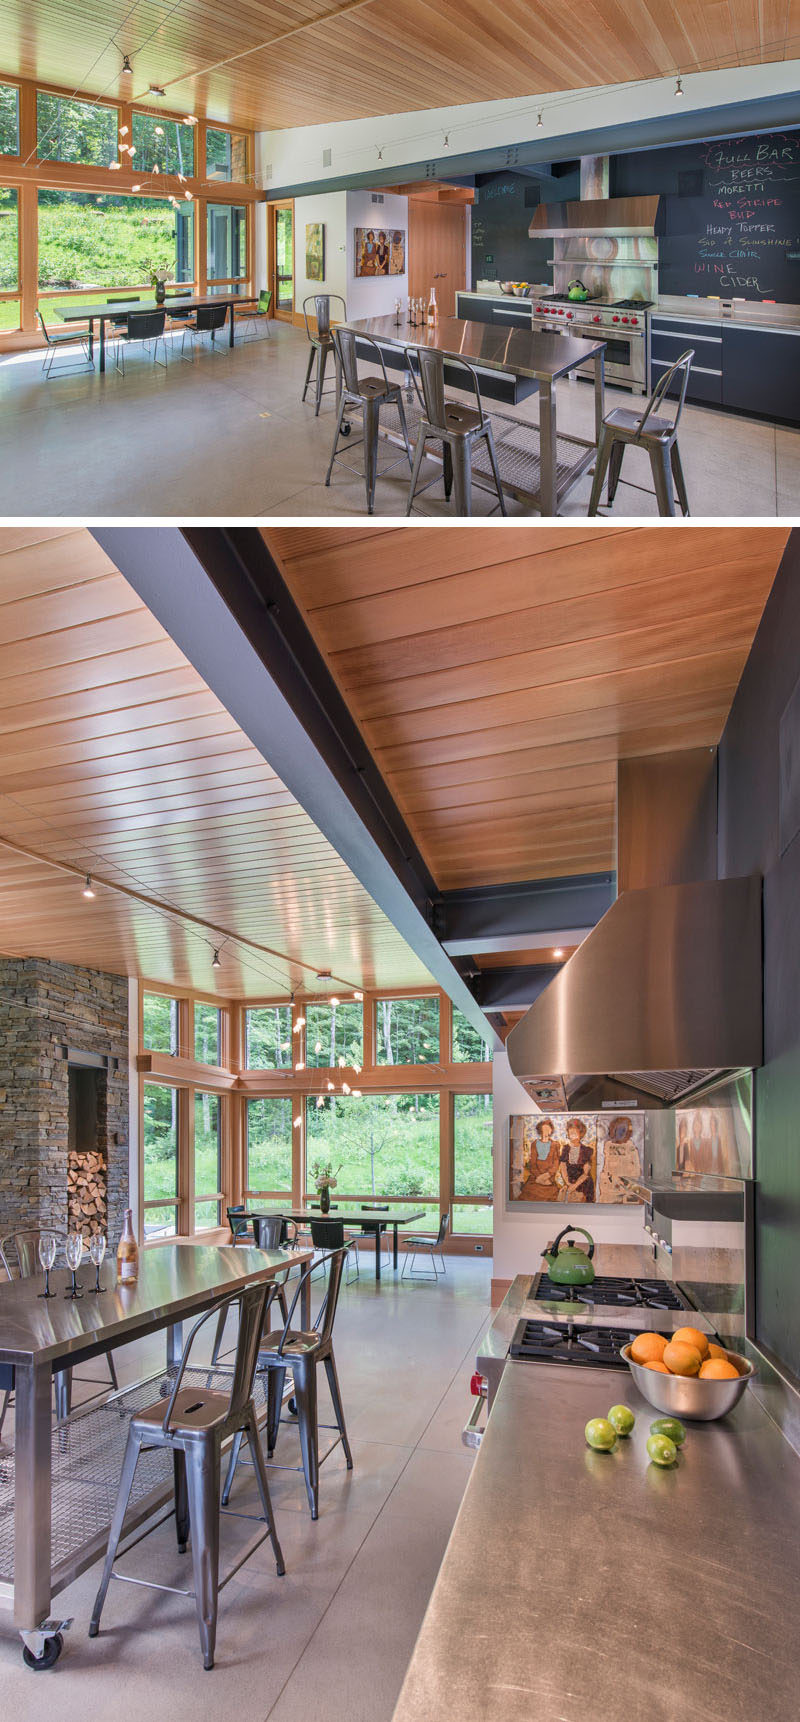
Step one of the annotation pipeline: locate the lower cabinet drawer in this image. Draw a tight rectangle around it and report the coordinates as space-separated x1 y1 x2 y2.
651 356 722 405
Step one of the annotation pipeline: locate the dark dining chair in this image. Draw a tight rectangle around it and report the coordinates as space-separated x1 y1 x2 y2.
325 326 412 514
36 308 94 377
588 349 694 517
221 1244 353 1520
406 348 506 517
164 289 194 326
227 1204 255 1245
302 294 346 414
236 288 272 341
401 1211 450 1280
181 303 228 356
89 1281 284 1670
112 308 168 374
107 293 140 328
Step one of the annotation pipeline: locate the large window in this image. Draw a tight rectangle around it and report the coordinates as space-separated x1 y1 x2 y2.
37 191 194 312
207 202 246 283
452 1008 492 1063
131 112 195 176
143 1082 178 1238
306 1092 440 1202
206 127 247 183
247 1097 293 1197
453 1092 493 1234
245 1005 293 1069
306 1001 363 1068
376 996 440 1065
194 1002 220 1065
143 991 178 1055
194 1092 222 1230
0 187 19 331
36 93 117 166
0 84 19 155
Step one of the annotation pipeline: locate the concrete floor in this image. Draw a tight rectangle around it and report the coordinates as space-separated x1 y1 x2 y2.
0 322 797 518
0 1254 492 1721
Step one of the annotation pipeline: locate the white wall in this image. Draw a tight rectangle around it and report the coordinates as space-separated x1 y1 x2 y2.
345 189 408 318
255 61 800 194
254 203 267 298
491 1049 648 1284
293 190 348 312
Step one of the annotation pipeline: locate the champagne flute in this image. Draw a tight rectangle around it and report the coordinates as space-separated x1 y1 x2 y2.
38 1231 57 1298
88 1232 107 1293
64 1232 84 1299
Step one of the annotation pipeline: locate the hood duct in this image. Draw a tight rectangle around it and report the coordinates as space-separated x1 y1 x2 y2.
529 194 663 239
505 876 763 1111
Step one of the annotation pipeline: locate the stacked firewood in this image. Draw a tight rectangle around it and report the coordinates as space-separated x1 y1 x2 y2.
67 1151 108 1235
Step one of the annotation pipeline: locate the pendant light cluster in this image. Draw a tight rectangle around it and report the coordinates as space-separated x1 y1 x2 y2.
291 985 365 1102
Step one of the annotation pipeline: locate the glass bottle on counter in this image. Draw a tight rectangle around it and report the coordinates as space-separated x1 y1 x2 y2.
427 285 438 324
116 1208 139 1284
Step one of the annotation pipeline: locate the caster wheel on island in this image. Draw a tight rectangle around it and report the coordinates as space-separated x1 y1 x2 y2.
341 422 352 437
22 1632 63 1671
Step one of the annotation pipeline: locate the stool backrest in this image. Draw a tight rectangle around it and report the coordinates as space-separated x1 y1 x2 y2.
303 294 347 341
0 1229 41 1279
416 348 485 430
333 325 390 397
275 1245 351 1349
126 309 166 340
638 349 694 440
254 1213 284 1249
195 304 228 332
161 1280 269 1432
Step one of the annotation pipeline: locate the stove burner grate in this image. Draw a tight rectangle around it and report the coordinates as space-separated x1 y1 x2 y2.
509 1318 641 1367
533 1273 686 1312
612 298 654 310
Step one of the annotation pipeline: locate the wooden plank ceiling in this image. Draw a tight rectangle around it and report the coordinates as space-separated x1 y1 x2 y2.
0 528 434 996
264 525 788 891
2 0 797 132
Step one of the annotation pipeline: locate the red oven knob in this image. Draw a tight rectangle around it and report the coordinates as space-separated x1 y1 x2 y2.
622 316 630 324
593 314 601 323
567 311 574 319
612 315 620 323
630 316 639 326
470 1371 488 1398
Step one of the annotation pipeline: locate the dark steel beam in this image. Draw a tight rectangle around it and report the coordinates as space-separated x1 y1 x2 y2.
473 964 562 1011
436 872 615 954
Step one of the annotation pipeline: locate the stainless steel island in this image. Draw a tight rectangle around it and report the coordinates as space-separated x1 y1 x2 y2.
0 1242 311 1659
393 1292 800 1721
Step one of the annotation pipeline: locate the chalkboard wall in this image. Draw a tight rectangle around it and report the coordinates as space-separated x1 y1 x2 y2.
613 129 800 302
470 168 579 284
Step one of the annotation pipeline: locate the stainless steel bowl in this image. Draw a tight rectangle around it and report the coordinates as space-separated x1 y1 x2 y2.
621 1344 753 1421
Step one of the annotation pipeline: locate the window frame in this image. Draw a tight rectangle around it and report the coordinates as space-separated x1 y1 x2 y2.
205 125 250 185
0 82 21 159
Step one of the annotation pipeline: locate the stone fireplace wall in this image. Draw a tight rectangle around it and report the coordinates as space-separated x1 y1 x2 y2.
0 959 129 1247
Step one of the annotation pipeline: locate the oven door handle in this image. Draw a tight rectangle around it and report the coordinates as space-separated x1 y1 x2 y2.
462 1384 488 1450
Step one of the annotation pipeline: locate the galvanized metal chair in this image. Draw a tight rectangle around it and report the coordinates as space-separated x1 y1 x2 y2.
112 308 169 374
401 1211 450 1281
325 326 412 514
210 1213 289 1365
406 348 506 517
301 293 345 413
88 1280 285 1671
36 308 94 377
221 1245 353 1521
588 349 694 517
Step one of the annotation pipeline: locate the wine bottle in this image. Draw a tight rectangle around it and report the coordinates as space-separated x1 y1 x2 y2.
117 1208 139 1283
427 286 438 324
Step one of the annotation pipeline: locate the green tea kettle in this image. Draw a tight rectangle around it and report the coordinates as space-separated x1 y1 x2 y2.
567 278 589 302
542 1226 595 1286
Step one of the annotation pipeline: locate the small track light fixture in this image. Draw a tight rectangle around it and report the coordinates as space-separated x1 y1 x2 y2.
82 875 96 899
212 948 221 969
537 111 544 129
121 55 133 76
443 133 450 149
674 75 684 98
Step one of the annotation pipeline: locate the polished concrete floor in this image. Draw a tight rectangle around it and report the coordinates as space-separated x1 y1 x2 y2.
0 322 797 518
0 1254 492 1721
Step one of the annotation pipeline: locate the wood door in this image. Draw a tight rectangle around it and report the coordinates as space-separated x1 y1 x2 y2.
268 198 294 322
408 200 466 317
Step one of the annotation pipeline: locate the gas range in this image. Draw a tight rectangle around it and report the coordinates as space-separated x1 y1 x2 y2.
531 1271 686 1312
509 1319 638 1368
531 296 652 391
533 296 652 331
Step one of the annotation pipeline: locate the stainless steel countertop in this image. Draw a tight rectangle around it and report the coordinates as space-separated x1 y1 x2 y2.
393 1330 800 1721
343 313 605 380
477 1247 689 1369
654 294 800 332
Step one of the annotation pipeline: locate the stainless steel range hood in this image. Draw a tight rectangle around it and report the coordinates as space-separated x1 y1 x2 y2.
529 194 663 240
505 876 763 1110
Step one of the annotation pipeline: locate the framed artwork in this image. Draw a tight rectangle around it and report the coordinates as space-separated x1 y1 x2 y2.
305 222 325 282
509 1112 644 1205
354 227 406 277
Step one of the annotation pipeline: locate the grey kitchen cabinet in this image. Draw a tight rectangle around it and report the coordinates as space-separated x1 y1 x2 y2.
721 325 800 423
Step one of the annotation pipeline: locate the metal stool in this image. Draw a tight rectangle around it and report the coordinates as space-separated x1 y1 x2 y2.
210 1214 289 1366
325 326 412 514
402 1211 450 1280
406 348 506 517
222 1245 353 1521
302 294 346 414
588 349 694 517
89 1281 284 1671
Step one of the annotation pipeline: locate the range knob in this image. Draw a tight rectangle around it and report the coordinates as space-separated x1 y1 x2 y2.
612 315 620 323
566 311 574 319
593 314 601 323
630 316 639 326
622 316 630 324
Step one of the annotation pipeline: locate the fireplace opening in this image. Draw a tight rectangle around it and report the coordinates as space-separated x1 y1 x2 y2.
67 1061 108 1236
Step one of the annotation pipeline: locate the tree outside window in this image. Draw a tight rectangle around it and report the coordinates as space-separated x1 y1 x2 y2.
375 997 440 1065
194 1002 220 1064
36 94 117 166
247 1097 293 1195
143 991 178 1054
245 1006 293 1068
452 1007 492 1062
306 1092 439 1201
0 85 19 155
143 1082 178 1237
306 1001 363 1068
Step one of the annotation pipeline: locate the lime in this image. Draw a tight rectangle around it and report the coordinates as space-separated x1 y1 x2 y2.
585 1417 617 1452
646 1432 678 1467
607 1404 635 1437
650 1416 686 1447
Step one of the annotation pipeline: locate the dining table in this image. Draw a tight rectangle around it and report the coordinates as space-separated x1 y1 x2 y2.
59 290 257 373
252 1208 427 1282
0 1241 311 1661
341 312 607 516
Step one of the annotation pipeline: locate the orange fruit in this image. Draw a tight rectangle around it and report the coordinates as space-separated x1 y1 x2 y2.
699 1358 739 1380
643 1360 670 1374
707 1343 729 1361
662 1340 702 1376
672 1326 710 1359
630 1332 668 1365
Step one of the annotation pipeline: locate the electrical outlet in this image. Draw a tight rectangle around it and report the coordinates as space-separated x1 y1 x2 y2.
474 1243 484 1253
